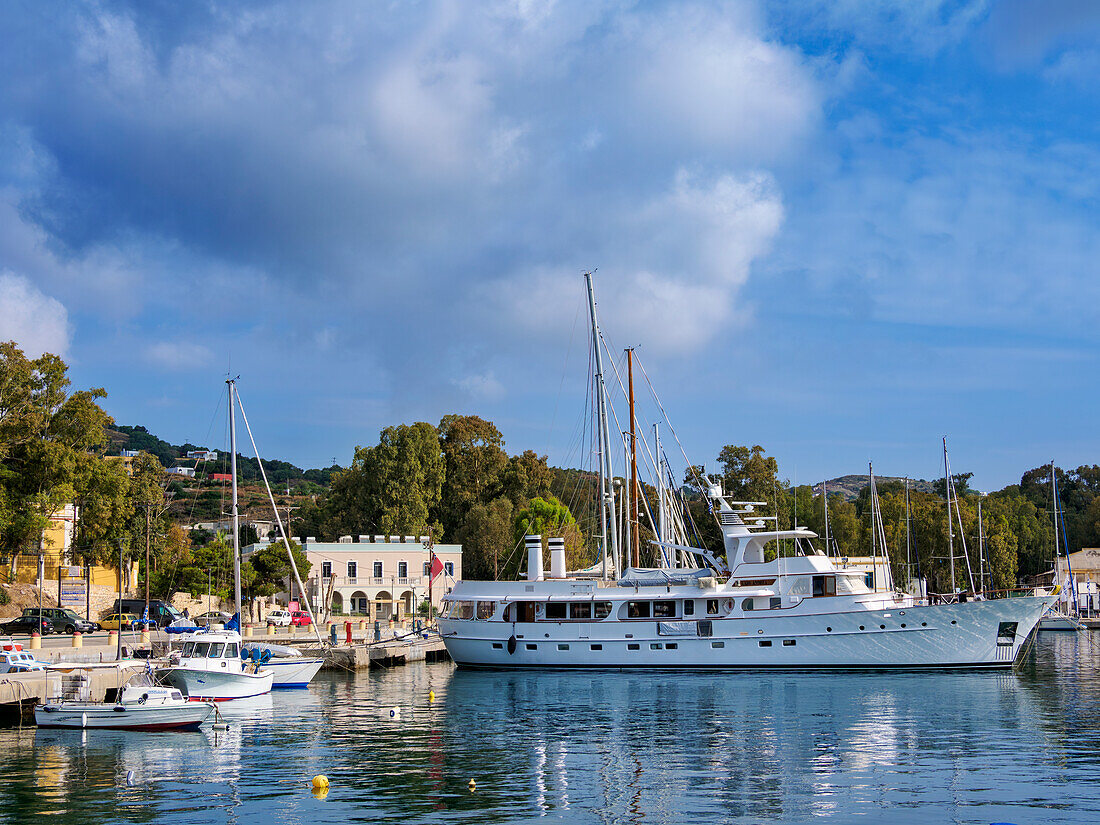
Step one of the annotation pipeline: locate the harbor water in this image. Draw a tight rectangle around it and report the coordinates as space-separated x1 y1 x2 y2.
2 633 1098 824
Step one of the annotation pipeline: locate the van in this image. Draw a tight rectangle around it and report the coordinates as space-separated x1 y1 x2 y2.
109 599 182 629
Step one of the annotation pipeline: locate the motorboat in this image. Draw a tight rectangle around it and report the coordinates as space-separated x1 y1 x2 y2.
157 630 273 701
1 642 48 673
242 643 324 688
35 674 215 730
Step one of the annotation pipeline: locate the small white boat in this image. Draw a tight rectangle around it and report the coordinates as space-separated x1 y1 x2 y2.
158 630 273 701
1 642 48 673
1038 609 1085 631
35 678 215 731
242 643 324 688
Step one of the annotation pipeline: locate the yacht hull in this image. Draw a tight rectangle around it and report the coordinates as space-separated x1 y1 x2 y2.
441 597 1049 670
265 657 325 688
158 667 273 700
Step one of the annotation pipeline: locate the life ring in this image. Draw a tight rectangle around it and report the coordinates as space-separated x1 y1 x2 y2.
723 599 735 613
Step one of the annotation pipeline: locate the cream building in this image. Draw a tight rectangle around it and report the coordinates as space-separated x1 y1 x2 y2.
244 535 462 621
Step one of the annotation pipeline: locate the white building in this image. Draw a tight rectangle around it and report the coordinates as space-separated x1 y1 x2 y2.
186 450 219 461
166 466 196 478
244 535 462 621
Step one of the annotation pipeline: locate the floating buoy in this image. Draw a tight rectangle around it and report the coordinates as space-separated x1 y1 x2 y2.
468 778 476 792
312 775 329 790
428 690 435 703
388 706 400 718
213 722 230 731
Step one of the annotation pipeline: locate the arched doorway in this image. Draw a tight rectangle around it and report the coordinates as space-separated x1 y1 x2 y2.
329 591 344 616
350 591 369 615
400 590 415 617
375 590 393 620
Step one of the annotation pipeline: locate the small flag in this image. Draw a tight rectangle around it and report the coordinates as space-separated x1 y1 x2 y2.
429 554 444 582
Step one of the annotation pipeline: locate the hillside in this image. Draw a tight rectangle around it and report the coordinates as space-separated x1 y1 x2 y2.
822 475 937 501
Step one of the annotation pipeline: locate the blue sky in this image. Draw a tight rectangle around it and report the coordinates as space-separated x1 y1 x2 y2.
1 0 1097 491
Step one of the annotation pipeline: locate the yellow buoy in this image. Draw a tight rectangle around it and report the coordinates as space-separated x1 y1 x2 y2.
468 779 476 792
312 775 329 790
428 690 435 702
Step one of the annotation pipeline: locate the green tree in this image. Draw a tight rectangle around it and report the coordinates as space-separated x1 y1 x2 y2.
513 495 590 574
437 415 508 537
456 496 514 580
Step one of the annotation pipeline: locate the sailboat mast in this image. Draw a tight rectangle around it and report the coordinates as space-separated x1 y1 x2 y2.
627 348 639 569
977 494 985 594
822 480 830 556
904 477 911 587
944 437 956 595
655 423 665 546
228 378 242 617
585 272 618 579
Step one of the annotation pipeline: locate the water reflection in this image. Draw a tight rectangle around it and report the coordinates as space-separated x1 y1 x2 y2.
0 635 1096 824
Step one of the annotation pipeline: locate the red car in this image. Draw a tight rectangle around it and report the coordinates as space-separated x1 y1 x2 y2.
290 610 312 627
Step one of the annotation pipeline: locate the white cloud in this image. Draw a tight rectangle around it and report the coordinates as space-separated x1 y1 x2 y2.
145 341 213 371
453 371 506 402
0 272 71 357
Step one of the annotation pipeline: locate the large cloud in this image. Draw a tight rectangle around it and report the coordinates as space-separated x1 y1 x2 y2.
0 272 71 358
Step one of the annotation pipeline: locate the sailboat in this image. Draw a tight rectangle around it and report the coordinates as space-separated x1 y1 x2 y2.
1039 462 1085 632
437 272 1053 670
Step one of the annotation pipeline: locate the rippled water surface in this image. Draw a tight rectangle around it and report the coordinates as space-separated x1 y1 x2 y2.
3 633 1099 824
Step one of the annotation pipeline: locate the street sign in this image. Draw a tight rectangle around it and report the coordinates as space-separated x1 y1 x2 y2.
67 566 82 577
60 581 86 608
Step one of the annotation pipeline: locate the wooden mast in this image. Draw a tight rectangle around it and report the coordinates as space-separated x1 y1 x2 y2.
628 347 639 569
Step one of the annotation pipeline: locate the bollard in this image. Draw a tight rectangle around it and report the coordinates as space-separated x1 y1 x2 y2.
108 630 118 648
267 623 275 636
243 624 253 638
358 619 367 631
72 631 82 649
388 617 395 632
140 628 150 645
329 623 338 645
345 620 352 646
374 620 381 642
30 631 41 650
290 622 298 634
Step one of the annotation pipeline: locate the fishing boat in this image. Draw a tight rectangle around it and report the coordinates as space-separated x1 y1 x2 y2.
157 629 273 701
35 673 215 730
242 643 324 688
438 272 1053 670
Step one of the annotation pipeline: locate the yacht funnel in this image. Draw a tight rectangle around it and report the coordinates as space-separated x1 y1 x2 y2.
548 537 566 578
525 535 544 581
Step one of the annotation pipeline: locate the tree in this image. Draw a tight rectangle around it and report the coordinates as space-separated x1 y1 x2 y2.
249 540 312 608
456 496 514 580
513 495 589 574
717 445 785 505
437 415 508 538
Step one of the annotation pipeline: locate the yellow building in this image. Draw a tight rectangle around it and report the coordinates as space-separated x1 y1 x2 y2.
10 503 137 592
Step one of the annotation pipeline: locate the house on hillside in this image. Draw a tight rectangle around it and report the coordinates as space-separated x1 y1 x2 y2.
166 466 196 478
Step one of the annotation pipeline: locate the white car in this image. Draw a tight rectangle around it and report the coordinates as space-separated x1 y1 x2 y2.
265 609 292 627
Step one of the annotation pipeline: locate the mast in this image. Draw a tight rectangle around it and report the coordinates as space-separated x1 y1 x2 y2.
944 437 956 596
627 347 639 569
977 494 985 594
228 378 242 618
904 477 911 589
585 272 619 579
654 423 665 546
1053 462 1078 615
822 480 830 556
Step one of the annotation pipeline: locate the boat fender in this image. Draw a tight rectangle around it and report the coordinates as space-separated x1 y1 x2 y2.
113 706 127 712
507 635 517 655
259 650 271 665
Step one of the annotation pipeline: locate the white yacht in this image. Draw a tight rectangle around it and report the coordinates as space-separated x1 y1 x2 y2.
36 674 215 731
157 630 273 700
437 273 1052 670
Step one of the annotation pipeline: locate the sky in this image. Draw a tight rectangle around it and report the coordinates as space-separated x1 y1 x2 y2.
0 0 1098 492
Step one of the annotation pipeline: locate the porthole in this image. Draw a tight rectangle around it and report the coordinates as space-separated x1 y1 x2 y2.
951 620 957 625
859 625 865 631
879 624 886 629
900 623 906 628
757 629 763 634
921 622 927 627
826 627 832 632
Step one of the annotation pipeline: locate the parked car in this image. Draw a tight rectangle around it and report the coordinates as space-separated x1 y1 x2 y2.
109 599 183 629
0 615 53 635
194 611 233 627
20 607 98 634
99 613 140 631
290 610 313 627
265 609 292 627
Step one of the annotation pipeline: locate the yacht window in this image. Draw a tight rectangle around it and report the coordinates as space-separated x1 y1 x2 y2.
557 644 569 650
628 643 640 650
666 642 678 650
711 641 725 648
492 643 502 649
864 572 875 589
193 642 211 657
594 601 612 619
226 643 239 658
181 642 195 657
208 643 225 658
526 643 537 650
653 601 676 618
706 599 719 615
741 598 755 611
545 602 567 620
783 639 796 646
759 640 772 647
570 602 592 619
171 691 183 700
456 601 475 620
770 597 782 610
683 600 695 617
812 575 837 597
476 601 495 620
513 601 538 622
650 643 663 650
590 644 603 650
627 601 651 619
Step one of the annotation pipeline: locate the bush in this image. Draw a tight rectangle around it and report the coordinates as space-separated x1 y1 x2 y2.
0 587 10 606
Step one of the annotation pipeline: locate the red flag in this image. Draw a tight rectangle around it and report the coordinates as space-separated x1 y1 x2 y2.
429 554 444 581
